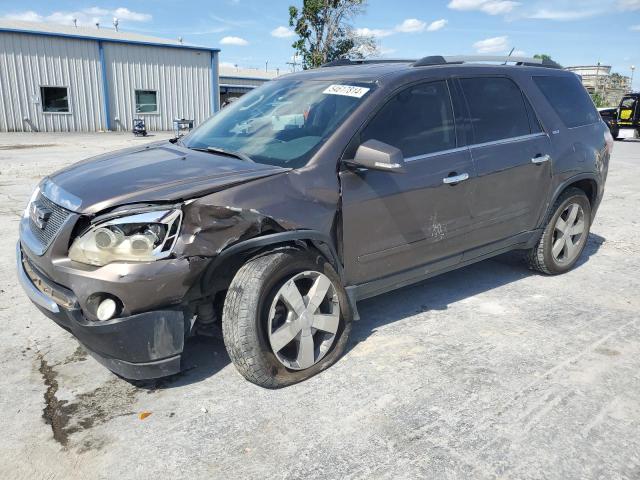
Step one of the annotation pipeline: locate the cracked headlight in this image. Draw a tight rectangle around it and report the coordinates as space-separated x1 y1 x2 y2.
69 209 182 266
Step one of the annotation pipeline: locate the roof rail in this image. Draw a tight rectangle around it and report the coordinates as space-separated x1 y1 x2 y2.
320 58 416 68
413 55 562 69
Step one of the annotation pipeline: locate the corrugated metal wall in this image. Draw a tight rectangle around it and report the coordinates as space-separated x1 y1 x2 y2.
0 32 105 132
103 43 213 131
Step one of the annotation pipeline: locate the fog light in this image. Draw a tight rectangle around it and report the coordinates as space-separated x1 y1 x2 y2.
96 298 117 321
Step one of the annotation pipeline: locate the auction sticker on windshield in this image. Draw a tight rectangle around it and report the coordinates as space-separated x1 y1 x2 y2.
323 84 370 98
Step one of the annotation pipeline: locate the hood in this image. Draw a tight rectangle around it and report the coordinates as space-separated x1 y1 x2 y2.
45 142 289 214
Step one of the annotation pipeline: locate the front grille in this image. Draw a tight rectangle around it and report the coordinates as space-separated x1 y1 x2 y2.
29 192 72 249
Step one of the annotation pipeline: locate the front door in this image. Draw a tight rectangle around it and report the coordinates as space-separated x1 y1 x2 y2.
340 80 475 286
457 76 553 249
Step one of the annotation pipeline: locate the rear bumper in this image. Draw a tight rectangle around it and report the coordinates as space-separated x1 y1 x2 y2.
17 244 187 380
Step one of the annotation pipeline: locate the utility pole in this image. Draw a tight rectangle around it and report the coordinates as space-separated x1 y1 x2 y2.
287 55 301 72
265 60 269 72
631 65 636 93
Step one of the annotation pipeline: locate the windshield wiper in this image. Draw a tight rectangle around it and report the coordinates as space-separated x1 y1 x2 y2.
205 146 254 163
187 145 254 162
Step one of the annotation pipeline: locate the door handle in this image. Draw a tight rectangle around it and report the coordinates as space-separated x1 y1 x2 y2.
442 172 469 185
531 154 551 164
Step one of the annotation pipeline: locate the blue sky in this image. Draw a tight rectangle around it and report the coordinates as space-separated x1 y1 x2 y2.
3 0 640 88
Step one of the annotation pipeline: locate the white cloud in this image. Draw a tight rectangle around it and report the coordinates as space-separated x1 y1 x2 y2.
395 18 426 33
113 8 152 22
448 0 520 15
631 24 640 30
3 11 44 22
220 61 238 69
220 36 249 46
527 9 600 20
271 26 295 38
511 49 527 56
426 19 448 31
1 7 152 26
619 0 640 10
354 27 394 37
473 35 509 53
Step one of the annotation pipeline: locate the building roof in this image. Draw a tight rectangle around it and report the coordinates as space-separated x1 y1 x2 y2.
219 66 280 81
0 19 219 52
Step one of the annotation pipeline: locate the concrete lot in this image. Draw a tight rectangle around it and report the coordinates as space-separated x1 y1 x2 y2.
1 132 639 480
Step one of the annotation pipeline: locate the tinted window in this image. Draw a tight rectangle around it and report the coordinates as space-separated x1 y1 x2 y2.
460 77 530 143
361 81 456 158
533 75 599 128
524 95 543 133
41 87 69 113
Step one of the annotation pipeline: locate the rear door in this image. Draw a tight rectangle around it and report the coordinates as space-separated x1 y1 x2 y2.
340 79 475 286
457 76 552 249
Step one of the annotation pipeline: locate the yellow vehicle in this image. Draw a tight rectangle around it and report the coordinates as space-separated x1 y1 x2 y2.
610 93 639 139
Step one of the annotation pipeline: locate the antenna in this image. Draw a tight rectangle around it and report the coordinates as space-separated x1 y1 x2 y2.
504 47 515 65
113 18 119 31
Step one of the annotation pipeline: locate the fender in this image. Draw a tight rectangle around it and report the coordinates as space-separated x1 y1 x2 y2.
540 172 600 227
199 230 343 292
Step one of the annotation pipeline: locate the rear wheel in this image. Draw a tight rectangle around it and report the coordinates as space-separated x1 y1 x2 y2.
222 250 352 388
526 188 591 275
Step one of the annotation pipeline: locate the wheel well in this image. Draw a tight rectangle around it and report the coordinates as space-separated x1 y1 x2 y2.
563 179 597 206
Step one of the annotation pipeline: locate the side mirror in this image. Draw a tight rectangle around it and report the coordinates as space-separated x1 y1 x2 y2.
346 139 405 173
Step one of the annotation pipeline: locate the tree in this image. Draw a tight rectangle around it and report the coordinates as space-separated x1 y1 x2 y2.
289 0 377 69
534 54 552 61
590 92 605 108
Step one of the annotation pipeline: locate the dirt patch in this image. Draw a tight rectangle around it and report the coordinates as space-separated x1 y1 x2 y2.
38 353 73 446
38 352 141 449
63 345 88 364
0 144 56 150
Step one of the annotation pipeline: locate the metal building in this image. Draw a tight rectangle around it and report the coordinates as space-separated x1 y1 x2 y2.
219 66 280 105
0 20 220 132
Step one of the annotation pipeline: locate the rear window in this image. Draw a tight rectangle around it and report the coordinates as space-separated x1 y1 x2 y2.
460 77 531 144
533 75 599 128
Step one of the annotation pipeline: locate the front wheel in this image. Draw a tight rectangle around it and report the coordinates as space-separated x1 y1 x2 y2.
526 188 592 275
222 250 352 388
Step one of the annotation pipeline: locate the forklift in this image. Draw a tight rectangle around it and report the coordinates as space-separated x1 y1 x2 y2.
600 93 640 140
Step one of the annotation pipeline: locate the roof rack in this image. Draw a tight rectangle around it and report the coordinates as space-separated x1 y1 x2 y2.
320 58 416 68
413 55 562 69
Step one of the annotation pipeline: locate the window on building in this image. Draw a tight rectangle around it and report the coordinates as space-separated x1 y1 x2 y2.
135 90 158 113
41 87 69 113
460 77 530 143
533 75 599 128
360 80 456 158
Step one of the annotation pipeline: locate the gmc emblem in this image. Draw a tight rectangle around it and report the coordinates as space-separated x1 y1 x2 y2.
30 202 52 229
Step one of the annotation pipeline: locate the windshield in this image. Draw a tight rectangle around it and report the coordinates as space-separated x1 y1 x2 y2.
183 79 374 168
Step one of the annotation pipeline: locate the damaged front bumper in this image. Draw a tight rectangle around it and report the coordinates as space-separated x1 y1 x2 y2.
17 243 190 380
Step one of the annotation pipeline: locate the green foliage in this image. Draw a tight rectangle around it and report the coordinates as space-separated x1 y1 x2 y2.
590 92 606 108
534 54 552 61
289 0 375 69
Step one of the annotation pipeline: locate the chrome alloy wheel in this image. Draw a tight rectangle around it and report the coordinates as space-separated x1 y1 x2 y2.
267 271 340 370
552 203 586 264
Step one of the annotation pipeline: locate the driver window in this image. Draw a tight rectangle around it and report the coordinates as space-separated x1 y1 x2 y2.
360 80 456 158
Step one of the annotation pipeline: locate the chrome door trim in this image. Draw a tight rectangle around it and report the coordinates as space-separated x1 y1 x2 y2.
404 146 469 163
403 132 547 164
469 132 547 150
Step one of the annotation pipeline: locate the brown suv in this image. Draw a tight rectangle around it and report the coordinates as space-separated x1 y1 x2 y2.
18 56 612 387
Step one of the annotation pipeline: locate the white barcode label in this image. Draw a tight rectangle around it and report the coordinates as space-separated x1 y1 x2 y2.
323 84 370 98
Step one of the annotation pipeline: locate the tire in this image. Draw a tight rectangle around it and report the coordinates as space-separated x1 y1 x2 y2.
222 249 352 388
611 127 619 140
526 188 592 275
